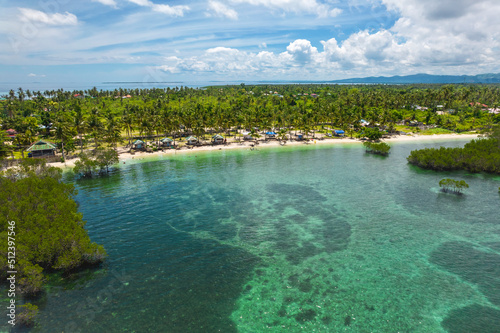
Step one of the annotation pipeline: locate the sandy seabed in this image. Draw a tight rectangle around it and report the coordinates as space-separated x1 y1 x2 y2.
49 133 480 170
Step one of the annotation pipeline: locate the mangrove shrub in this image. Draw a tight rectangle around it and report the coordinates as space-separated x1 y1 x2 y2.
363 141 391 156
407 138 500 174
439 178 469 195
0 159 107 294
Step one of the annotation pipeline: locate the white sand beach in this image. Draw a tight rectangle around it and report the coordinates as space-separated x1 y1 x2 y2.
48 133 481 170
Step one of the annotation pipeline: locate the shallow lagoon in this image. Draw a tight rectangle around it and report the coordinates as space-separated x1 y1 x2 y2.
5 138 500 332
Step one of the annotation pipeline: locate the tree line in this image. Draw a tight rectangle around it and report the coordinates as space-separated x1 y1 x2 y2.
1 84 499 157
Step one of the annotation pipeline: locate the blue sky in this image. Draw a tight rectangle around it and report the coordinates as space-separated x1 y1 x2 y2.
1 0 499 85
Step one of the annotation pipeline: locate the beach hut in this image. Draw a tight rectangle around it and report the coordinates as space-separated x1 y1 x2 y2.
186 136 198 145
334 130 345 137
132 139 146 150
296 134 304 141
265 131 276 139
26 140 57 158
212 134 224 144
160 137 173 147
242 131 253 140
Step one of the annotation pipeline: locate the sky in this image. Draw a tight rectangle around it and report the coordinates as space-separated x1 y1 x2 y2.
0 0 500 85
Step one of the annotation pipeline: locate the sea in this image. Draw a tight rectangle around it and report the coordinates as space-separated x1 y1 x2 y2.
0 81 345 97
2 138 500 332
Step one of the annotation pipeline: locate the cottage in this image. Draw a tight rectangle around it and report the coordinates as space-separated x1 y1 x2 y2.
6 129 17 138
26 140 56 158
186 136 198 145
212 134 224 144
132 139 146 150
160 137 173 147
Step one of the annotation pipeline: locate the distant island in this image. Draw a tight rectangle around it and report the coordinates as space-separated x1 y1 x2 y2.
328 73 500 84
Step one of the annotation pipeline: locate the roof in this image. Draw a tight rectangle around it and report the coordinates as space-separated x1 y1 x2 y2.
133 139 145 144
334 130 345 134
186 136 197 141
212 134 224 139
266 131 276 135
160 137 173 142
26 140 57 152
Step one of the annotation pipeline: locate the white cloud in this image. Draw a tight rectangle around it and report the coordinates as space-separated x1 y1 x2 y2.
27 73 47 77
230 0 342 17
152 4 190 16
127 0 190 16
207 1 238 20
285 39 318 64
128 0 150 6
91 0 118 8
18 8 78 26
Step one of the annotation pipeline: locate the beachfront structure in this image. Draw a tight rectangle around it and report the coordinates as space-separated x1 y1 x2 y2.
186 136 198 145
132 139 146 150
266 131 276 139
296 134 304 141
334 130 345 137
212 134 224 144
242 131 253 140
6 129 17 138
26 140 57 158
160 137 173 147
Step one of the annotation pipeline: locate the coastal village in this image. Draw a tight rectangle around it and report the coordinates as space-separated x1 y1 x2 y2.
1 84 498 169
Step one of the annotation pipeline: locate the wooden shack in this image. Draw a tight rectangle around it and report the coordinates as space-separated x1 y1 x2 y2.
26 140 57 158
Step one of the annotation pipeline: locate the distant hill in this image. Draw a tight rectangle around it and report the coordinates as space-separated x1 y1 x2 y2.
329 73 500 84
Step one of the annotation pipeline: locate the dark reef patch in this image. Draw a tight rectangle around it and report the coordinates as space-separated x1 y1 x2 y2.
442 304 500 333
429 241 500 306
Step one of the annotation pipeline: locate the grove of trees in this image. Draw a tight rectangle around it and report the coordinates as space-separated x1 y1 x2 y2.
1 84 499 158
0 159 107 295
407 128 500 174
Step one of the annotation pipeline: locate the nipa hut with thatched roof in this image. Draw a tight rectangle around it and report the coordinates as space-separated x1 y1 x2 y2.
26 140 57 158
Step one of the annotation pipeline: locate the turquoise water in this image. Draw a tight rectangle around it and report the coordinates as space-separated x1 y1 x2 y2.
5 139 500 332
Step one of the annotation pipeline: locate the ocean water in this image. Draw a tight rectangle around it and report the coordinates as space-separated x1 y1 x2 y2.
0 80 338 97
4 139 500 332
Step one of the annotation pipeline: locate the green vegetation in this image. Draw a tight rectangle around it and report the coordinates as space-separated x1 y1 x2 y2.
363 141 391 156
439 178 469 195
419 128 456 135
0 159 107 294
0 130 11 159
0 84 499 157
407 137 500 173
361 127 383 141
18 303 39 327
73 148 119 177
407 127 500 173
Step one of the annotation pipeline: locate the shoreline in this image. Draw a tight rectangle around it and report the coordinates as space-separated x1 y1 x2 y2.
48 133 481 170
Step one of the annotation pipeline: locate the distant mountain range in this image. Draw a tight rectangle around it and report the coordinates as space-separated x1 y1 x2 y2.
329 73 500 84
